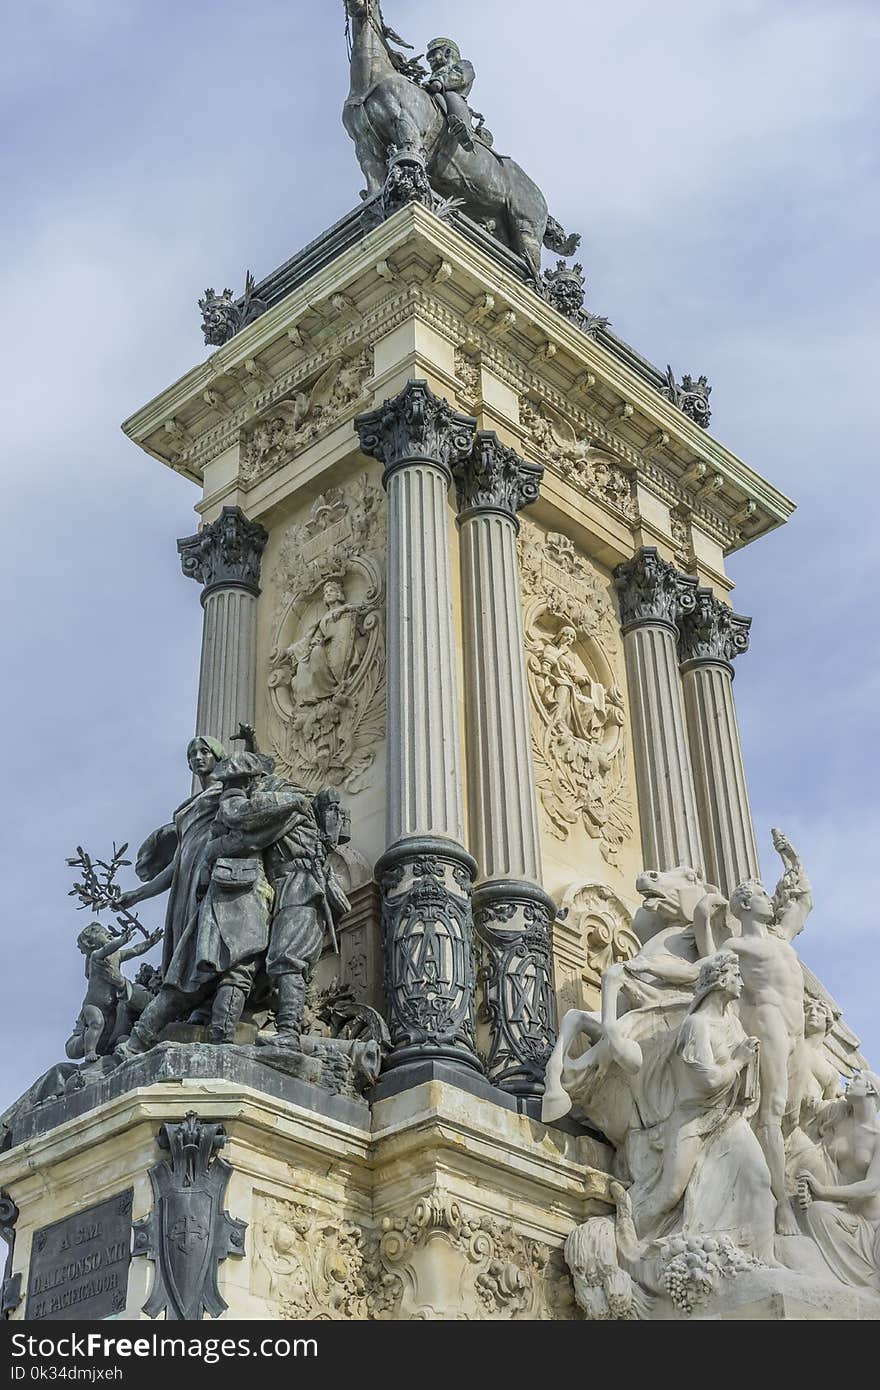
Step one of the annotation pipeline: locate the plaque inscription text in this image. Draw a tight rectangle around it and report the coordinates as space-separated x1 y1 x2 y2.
25 1189 133 1320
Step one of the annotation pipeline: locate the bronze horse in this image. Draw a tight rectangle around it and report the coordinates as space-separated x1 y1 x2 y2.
342 0 579 281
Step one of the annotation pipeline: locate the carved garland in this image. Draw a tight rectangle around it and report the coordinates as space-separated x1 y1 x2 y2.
519 521 634 863
268 473 386 792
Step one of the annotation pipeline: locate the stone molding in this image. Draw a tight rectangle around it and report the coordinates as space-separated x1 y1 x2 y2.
125 202 791 555
178 506 268 599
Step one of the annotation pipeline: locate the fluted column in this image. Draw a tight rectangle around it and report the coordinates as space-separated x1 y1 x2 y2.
356 381 483 1078
679 589 759 895
453 433 556 1096
614 548 704 871
178 507 268 752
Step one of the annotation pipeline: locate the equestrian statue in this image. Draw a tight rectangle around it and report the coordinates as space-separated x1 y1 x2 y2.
342 1 580 282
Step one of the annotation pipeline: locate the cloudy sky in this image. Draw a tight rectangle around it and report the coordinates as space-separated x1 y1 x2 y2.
1 0 877 1111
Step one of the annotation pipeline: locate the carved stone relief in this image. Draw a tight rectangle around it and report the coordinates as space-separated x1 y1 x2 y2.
454 347 482 410
268 474 386 792
241 349 373 487
520 398 635 520
366 1193 575 1320
519 522 634 863
251 1196 368 1319
560 882 640 993
670 510 695 572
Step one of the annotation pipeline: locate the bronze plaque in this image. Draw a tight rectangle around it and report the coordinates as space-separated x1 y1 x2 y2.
25 1189 133 1320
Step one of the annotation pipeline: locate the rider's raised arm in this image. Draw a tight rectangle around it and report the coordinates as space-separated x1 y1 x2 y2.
771 827 814 940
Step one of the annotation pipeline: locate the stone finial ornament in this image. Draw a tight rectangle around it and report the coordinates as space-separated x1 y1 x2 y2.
355 378 476 482
178 506 269 597
452 431 543 522
661 364 713 429
133 1113 247 1321
541 261 611 338
199 271 267 347
614 547 698 632
678 589 752 668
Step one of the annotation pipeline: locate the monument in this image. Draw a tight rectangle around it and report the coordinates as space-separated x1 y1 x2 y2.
0 1 876 1322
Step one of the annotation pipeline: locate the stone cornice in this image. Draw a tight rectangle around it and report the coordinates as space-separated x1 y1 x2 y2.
122 206 795 558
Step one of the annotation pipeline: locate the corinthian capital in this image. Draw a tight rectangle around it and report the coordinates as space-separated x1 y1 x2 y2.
178 506 268 597
678 589 751 667
355 379 477 484
614 547 697 633
453 431 544 524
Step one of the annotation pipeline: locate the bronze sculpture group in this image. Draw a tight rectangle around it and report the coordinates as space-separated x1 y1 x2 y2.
68 729 352 1063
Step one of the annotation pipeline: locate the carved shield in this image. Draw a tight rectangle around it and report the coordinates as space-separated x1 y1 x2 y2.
157 1185 216 1321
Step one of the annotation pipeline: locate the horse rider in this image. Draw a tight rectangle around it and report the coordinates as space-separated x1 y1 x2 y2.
423 38 477 151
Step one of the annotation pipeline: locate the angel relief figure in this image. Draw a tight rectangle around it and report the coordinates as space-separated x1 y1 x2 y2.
525 619 626 846
242 352 373 484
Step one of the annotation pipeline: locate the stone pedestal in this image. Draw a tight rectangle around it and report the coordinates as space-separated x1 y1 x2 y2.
679 589 760 894
0 1068 609 1322
614 549 703 871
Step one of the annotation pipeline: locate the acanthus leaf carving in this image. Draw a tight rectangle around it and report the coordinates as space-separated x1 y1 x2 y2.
453 431 543 520
355 379 476 480
267 473 386 793
519 521 634 862
678 588 751 666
